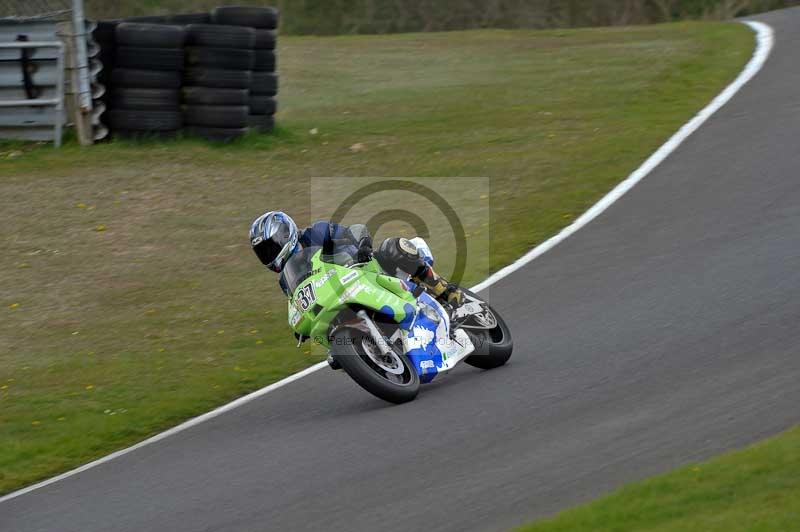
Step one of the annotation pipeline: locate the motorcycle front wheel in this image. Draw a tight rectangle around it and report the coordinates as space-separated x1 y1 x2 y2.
331 327 420 404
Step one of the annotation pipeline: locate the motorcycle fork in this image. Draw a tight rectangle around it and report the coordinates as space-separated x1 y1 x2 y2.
356 310 396 357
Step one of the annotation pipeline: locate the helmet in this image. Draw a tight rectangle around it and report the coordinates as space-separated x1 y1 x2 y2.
249 211 300 273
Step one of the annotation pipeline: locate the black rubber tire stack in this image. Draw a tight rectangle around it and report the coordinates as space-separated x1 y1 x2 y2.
124 15 172 24
211 6 279 133
182 23 256 142
125 13 213 25
92 20 120 131
109 23 186 138
167 13 212 25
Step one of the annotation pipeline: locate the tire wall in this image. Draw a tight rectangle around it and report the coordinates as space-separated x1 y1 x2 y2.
93 5 279 141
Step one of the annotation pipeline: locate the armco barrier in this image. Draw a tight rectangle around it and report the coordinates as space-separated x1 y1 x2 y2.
0 19 66 145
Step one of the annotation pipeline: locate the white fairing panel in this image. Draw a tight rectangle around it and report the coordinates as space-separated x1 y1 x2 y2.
409 237 434 267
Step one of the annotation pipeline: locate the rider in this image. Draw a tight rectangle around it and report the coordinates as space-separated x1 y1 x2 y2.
249 210 465 310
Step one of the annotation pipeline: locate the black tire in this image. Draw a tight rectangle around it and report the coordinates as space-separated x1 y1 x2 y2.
115 22 186 48
93 20 119 46
254 50 275 72
183 105 248 128
111 88 179 110
461 289 514 370
182 87 249 106
111 68 181 89
125 15 171 24
249 95 276 115
123 15 169 24
251 72 278 96
97 52 116 88
254 29 277 50
114 129 179 140
115 46 184 71
98 48 116 65
249 114 275 132
185 47 254 70
211 6 279 29
107 109 182 131
186 24 255 49
184 67 252 89
331 328 420 404
167 13 212 25
185 126 248 142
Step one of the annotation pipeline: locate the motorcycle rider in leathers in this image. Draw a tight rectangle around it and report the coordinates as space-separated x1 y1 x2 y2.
249 210 466 315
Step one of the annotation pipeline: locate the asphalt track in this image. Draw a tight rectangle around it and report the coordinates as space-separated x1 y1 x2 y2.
3 9 800 532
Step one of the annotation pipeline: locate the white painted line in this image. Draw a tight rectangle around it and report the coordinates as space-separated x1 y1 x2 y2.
0 362 328 504
472 20 774 293
0 20 774 505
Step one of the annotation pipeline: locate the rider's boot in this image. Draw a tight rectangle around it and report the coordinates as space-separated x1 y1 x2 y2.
414 266 466 314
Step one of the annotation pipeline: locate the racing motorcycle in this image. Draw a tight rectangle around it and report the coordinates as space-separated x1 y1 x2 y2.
284 238 513 403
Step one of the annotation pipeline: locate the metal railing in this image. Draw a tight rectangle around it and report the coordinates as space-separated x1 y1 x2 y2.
0 39 64 146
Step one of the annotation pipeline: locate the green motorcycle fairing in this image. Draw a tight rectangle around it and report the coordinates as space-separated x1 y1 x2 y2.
285 248 416 347
283 245 477 383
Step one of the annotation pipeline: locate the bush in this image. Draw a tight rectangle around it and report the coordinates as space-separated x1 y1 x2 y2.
86 0 800 35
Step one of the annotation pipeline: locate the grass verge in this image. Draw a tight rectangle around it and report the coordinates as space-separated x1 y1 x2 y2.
0 22 753 494
517 426 800 532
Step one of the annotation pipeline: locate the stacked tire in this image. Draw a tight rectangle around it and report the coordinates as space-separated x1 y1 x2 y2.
211 6 279 133
165 13 212 25
182 24 255 142
92 21 118 90
127 13 212 25
92 20 119 126
108 23 185 138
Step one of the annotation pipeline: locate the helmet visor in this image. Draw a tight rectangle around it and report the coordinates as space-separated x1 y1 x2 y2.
253 238 285 268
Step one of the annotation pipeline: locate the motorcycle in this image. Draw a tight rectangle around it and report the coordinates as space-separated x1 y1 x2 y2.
284 237 513 403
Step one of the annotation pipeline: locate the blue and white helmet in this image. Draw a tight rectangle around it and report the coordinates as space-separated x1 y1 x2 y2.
249 211 300 273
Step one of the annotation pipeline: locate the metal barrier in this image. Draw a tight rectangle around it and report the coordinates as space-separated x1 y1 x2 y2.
0 24 66 146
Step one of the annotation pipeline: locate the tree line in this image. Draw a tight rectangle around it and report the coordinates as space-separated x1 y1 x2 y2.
87 0 800 34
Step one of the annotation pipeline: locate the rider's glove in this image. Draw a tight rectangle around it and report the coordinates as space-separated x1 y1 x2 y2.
357 236 373 263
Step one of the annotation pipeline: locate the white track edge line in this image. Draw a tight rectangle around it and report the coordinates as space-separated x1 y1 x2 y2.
0 361 329 503
0 20 774 505
473 20 773 293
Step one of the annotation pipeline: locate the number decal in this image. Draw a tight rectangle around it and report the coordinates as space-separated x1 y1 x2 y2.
295 283 316 312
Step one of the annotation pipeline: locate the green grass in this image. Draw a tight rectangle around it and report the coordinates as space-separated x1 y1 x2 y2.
0 22 753 494
517 426 800 532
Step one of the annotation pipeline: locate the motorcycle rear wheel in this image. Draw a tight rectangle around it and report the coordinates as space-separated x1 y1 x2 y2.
461 289 514 370
331 327 420 404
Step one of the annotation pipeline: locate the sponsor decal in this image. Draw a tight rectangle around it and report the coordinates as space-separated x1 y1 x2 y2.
340 270 359 285
313 269 336 288
420 360 435 370
251 236 264 246
288 304 302 327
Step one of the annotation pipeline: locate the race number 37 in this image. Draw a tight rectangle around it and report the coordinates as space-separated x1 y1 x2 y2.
295 283 316 312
